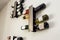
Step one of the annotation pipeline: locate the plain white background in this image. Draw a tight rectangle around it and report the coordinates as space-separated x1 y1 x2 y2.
0 0 60 40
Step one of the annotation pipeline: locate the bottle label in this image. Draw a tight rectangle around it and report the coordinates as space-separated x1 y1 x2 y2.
39 23 44 30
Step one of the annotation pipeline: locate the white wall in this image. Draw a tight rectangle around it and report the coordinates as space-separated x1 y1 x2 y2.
0 0 10 11
0 0 60 40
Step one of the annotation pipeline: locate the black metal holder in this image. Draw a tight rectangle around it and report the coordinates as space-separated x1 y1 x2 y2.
33 3 47 32
11 0 24 18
